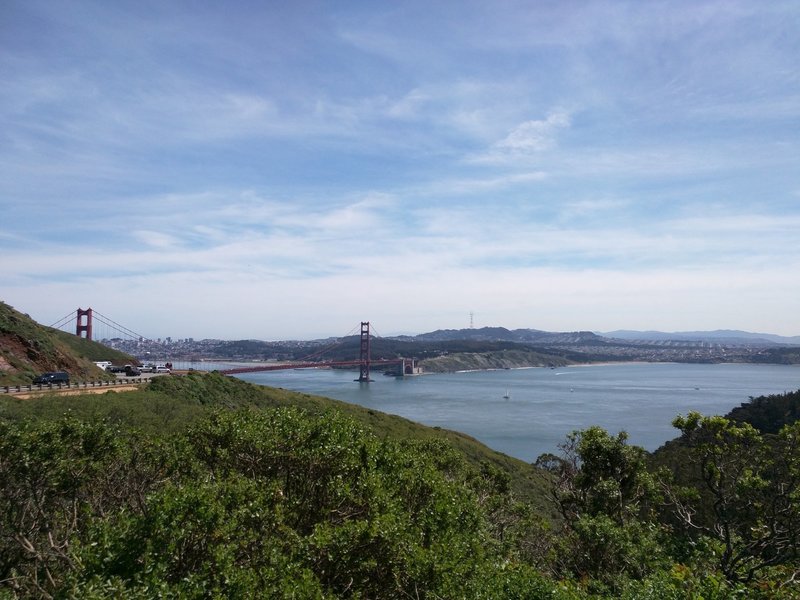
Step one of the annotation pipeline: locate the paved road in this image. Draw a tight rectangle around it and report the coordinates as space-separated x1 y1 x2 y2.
2 372 175 397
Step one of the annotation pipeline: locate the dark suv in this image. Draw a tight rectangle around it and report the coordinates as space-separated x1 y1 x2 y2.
33 371 70 385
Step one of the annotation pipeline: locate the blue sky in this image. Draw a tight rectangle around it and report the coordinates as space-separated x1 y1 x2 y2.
2 0 799 340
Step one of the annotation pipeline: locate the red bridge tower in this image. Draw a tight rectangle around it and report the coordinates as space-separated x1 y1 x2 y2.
76 307 93 340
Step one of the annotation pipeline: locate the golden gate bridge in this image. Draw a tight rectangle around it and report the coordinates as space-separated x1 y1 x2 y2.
50 308 417 382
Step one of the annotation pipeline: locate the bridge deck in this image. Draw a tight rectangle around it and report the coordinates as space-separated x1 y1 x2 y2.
220 358 403 375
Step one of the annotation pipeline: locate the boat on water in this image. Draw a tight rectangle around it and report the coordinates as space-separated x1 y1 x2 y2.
503 389 511 399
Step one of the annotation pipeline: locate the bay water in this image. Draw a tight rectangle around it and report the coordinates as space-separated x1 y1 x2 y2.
182 362 800 463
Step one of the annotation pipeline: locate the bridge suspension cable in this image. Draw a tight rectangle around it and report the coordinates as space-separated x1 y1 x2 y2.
91 310 148 341
49 312 76 330
48 308 148 342
295 323 361 362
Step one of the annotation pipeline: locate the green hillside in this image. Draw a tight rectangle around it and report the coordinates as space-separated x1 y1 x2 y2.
3 374 798 598
420 348 573 372
0 301 134 385
0 371 553 512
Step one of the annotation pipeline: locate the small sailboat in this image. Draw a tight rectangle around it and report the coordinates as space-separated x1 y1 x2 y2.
503 389 511 399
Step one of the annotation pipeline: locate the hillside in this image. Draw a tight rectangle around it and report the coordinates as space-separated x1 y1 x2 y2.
0 301 134 385
402 326 611 346
419 348 573 372
604 329 800 346
0 370 553 513
3 375 798 597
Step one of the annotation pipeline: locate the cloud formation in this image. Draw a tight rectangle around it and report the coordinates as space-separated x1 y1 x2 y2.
1 1 799 339
493 110 571 154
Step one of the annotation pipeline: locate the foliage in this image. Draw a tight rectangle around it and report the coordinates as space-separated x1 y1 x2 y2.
536 427 667 590
545 427 659 525
147 370 272 407
726 389 800 434
0 371 553 508
666 412 800 585
0 408 570 598
3 370 800 597
536 408 800 596
0 418 169 597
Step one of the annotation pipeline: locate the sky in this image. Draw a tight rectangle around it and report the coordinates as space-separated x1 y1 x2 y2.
2 0 799 341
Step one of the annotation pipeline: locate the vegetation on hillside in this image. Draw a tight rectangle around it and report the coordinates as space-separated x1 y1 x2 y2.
0 301 134 386
419 348 572 372
1 371 799 598
726 389 800 433
747 347 800 365
0 372 552 511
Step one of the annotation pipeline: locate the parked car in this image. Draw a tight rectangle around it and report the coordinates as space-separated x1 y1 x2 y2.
33 371 70 384
154 365 171 373
124 366 141 376
106 365 126 373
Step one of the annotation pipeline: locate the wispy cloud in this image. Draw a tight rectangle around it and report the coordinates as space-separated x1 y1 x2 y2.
468 109 571 165
132 231 182 249
493 110 571 153
2 0 799 337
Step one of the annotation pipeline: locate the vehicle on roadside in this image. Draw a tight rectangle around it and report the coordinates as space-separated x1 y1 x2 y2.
154 365 171 373
33 371 70 384
124 366 141 376
106 365 126 373
139 364 155 373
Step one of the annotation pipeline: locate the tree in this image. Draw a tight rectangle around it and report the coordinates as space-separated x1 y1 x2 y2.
0 418 167 598
668 412 800 585
537 426 664 588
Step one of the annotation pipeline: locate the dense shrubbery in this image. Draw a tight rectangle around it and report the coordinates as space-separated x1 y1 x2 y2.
1 409 557 598
726 389 800 434
1 384 799 598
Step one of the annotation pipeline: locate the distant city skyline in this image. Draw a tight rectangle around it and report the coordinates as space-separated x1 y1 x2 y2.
2 1 799 339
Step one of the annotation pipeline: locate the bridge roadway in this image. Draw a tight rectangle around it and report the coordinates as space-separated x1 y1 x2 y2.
220 358 403 375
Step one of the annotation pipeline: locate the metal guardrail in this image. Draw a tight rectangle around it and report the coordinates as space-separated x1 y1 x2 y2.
1 379 147 395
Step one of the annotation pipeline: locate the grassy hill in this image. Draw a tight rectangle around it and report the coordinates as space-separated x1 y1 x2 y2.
419 348 574 372
0 370 554 514
0 301 135 385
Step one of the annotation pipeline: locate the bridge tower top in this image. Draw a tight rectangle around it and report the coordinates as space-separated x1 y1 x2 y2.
76 307 93 340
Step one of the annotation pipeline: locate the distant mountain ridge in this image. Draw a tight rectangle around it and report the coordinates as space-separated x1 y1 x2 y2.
393 326 611 346
602 329 800 346
389 326 800 350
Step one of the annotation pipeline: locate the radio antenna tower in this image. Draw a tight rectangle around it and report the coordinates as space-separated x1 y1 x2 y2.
469 311 474 329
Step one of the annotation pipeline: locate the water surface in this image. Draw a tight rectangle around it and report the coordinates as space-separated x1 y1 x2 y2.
186 362 800 462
